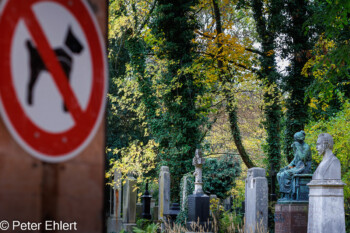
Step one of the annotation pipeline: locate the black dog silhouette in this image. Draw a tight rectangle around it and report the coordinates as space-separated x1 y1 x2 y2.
26 26 84 112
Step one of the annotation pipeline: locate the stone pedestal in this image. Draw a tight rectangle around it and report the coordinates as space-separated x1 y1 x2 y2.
275 203 308 233
186 193 211 232
245 167 268 233
307 179 346 233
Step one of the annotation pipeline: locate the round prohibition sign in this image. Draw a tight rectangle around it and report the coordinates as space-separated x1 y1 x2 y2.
0 0 107 162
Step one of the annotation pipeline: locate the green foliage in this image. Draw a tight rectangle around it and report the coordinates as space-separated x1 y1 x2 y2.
302 0 350 120
203 155 241 199
106 76 148 160
146 0 207 200
176 154 241 224
133 219 158 233
219 211 244 233
305 101 350 229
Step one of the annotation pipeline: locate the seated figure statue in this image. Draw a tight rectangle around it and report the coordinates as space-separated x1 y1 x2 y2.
277 130 312 200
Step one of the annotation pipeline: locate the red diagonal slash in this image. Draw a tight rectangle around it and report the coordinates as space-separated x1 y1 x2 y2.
21 7 84 123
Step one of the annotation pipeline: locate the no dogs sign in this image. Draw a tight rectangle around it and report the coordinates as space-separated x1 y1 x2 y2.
0 0 107 162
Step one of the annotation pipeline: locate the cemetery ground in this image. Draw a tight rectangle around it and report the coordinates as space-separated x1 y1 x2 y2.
2 0 347 232
0 0 349 232
106 0 350 232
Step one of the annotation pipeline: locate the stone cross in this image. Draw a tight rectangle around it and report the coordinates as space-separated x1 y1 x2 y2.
193 149 205 194
186 149 210 231
307 133 346 233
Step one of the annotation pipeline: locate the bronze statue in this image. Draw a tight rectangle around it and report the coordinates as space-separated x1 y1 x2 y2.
277 130 312 200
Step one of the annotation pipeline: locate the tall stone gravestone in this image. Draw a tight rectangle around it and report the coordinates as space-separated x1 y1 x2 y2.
159 166 171 230
307 133 346 233
115 171 123 233
122 173 137 232
181 175 190 211
107 170 122 233
245 167 268 233
187 149 211 232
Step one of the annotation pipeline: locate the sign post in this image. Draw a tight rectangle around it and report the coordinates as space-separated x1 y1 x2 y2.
0 0 107 232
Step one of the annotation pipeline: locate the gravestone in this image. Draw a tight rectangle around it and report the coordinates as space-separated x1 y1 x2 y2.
107 170 122 233
307 133 346 233
245 167 268 233
115 171 123 233
141 182 152 220
209 194 218 217
223 196 232 211
187 149 211 232
181 175 190 211
159 166 171 230
152 206 159 222
122 173 137 232
136 203 143 219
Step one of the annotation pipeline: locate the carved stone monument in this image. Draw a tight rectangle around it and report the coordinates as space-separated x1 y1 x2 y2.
275 131 311 233
245 167 268 233
187 149 211 232
307 133 346 233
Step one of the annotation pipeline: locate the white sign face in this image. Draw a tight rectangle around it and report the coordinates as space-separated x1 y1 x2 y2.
0 0 107 162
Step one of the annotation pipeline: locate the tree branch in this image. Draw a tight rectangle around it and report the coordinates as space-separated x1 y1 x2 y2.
245 47 264 56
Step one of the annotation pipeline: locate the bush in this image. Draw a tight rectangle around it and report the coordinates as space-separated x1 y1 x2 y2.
305 101 350 230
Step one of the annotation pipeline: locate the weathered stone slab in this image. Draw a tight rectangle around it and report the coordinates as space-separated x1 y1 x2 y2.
158 166 171 220
152 206 159 222
159 166 171 231
275 203 308 233
136 203 143 219
245 167 268 233
122 174 137 224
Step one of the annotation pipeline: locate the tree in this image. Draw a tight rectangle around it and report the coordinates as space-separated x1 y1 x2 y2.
247 0 283 189
146 0 206 200
193 0 261 168
280 0 314 162
302 0 350 119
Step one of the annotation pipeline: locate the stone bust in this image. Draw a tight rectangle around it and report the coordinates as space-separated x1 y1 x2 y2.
313 133 341 180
